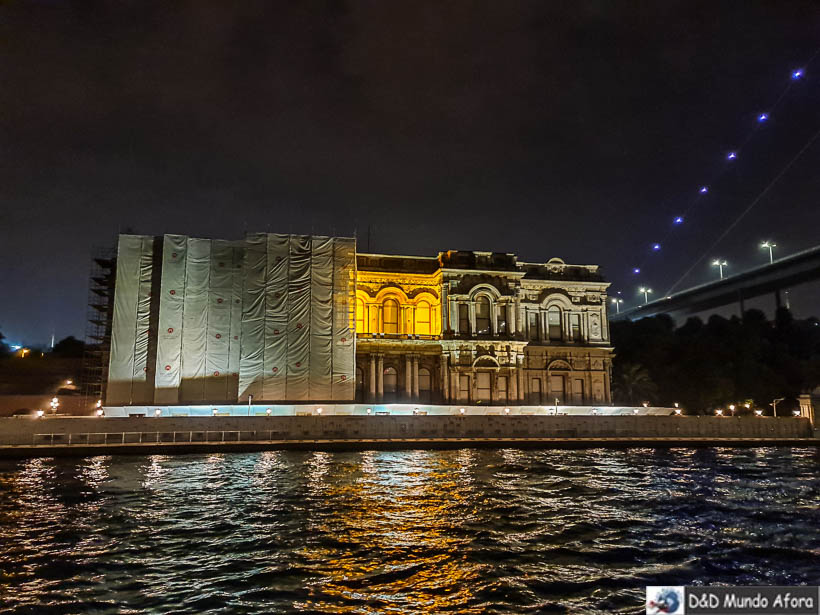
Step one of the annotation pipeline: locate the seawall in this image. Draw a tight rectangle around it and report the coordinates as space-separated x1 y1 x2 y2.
0 415 814 457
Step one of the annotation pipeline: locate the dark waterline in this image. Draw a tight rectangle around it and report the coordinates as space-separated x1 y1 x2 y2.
1 448 818 614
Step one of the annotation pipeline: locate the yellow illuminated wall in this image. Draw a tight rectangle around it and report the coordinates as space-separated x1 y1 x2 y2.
355 270 442 337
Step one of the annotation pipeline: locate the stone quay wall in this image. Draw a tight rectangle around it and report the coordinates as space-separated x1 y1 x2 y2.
0 415 812 450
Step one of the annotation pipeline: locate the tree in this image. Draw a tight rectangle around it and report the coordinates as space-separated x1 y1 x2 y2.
613 363 657 405
52 336 85 358
0 330 9 358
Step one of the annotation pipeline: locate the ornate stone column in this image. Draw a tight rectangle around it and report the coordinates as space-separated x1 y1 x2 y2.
377 355 384 399
412 355 420 398
517 354 525 402
369 354 376 400
405 355 412 398
442 355 450 401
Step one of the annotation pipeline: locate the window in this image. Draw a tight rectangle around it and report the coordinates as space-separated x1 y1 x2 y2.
356 299 365 334
528 311 539 340
418 368 431 402
458 303 469 334
570 314 581 341
497 305 507 334
476 296 491 334
548 306 562 341
459 374 470 400
383 299 399 334
497 375 508 402
416 300 431 335
476 372 491 400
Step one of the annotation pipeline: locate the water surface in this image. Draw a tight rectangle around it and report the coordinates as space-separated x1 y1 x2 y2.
1 448 818 614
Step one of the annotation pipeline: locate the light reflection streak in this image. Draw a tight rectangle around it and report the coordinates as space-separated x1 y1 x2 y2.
296 450 485 613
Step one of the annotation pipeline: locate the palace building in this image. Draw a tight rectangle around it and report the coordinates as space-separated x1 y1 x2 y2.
354 250 613 406
103 234 613 407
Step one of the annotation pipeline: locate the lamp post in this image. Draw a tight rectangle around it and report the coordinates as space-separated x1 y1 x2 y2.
639 287 652 305
770 397 784 418
761 241 776 264
712 259 727 280
611 298 623 313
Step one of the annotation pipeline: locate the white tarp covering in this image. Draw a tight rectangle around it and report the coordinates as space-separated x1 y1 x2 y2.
238 234 267 401
110 232 355 406
154 235 244 404
154 235 187 404
332 237 356 400
107 235 155 405
237 233 356 402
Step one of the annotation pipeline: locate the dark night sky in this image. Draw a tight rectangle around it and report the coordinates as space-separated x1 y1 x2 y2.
2 1 820 346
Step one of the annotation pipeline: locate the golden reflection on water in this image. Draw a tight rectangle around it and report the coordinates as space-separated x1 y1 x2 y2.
297 449 486 614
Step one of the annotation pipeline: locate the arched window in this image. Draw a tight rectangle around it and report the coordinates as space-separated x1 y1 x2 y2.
384 367 397 401
548 306 562 340
476 296 491 334
418 367 431 402
383 299 399 334
416 300 431 335
355 298 365 334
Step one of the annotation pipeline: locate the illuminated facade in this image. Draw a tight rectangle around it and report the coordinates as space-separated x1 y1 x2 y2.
105 234 612 406
354 251 613 405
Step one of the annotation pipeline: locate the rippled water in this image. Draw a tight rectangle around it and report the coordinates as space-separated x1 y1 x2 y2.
1 448 819 614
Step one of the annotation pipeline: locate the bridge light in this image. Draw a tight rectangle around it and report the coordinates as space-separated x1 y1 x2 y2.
792 69 803 80
652 243 661 251
761 241 776 264
674 216 683 224
757 113 768 122
727 151 737 160
639 287 653 304
699 186 708 194
712 259 727 280
632 267 640 274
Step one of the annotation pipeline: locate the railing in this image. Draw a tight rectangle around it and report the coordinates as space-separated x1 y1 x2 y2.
32 430 287 446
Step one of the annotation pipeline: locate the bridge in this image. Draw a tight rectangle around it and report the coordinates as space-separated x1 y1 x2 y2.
612 244 820 321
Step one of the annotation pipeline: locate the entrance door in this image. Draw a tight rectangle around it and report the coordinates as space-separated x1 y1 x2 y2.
550 375 565 404
476 372 491 401
418 368 432 403
497 375 508 402
529 377 542 405
459 375 470 401
384 367 398 402
572 378 584 405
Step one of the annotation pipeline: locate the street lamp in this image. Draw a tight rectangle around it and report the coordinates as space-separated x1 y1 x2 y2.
761 241 776 264
770 397 785 418
712 259 727 279
639 287 652 304
729 404 736 417
611 298 624 313
715 409 724 416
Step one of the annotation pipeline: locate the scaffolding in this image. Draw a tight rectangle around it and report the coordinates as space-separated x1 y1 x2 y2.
81 247 116 408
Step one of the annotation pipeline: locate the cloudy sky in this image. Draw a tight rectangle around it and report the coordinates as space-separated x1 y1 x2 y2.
2 1 819 345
